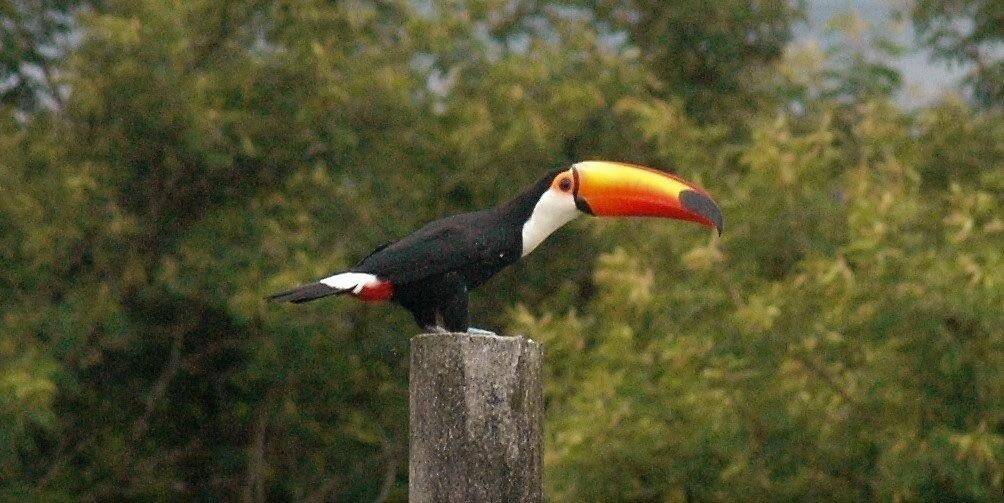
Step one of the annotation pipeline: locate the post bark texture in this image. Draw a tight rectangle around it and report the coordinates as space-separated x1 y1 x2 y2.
409 332 543 503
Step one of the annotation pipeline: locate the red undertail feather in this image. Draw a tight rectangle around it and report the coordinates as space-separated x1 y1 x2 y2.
355 281 394 302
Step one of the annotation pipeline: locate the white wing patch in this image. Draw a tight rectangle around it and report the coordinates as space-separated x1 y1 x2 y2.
319 272 380 294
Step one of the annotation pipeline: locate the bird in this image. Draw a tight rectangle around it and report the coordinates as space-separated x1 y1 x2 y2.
268 161 722 333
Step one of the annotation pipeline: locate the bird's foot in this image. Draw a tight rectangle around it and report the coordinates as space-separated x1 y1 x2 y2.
424 325 451 334
466 327 496 336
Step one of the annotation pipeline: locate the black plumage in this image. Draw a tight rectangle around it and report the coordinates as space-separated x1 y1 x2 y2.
269 161 724 332
270 172 557 331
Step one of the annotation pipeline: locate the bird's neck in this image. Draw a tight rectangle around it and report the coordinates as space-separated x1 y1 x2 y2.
496 172 579 257
519 191 579 256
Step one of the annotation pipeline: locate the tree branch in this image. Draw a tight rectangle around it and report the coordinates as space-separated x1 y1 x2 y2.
373 439 400 503
242 385 280 503
132 330 185 441
793 353 858 406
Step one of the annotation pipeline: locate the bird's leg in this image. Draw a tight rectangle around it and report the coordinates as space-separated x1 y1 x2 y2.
424 325 450 334
408 304 439 333
439 275 469 332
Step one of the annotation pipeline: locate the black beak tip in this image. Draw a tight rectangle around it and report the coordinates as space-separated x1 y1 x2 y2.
680 190 723 235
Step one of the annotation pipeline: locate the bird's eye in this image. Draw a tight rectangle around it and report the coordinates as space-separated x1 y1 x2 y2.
558 177 573 192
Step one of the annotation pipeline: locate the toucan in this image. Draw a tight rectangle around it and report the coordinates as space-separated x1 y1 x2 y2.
268 161 722 332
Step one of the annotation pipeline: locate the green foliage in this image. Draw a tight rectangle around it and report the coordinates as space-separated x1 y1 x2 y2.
910 0 1003 107
517 98 1002 501
587 0 802 122
1 0 1001 500
1 1 100 112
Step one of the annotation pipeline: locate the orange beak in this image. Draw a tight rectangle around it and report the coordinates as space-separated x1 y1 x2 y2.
572 161 723 234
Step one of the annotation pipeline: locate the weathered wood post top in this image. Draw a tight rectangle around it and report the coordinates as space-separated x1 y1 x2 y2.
409 331 543 503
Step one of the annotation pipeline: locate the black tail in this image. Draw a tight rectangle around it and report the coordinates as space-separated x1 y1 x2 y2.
266 282 341 304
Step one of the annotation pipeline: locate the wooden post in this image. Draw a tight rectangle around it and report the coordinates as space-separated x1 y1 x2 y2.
409 331 543 503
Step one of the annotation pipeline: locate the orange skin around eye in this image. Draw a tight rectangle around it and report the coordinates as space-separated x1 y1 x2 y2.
551 173 575 193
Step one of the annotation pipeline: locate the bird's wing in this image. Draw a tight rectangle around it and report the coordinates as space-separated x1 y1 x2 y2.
359 242 391 262
355 214 488 285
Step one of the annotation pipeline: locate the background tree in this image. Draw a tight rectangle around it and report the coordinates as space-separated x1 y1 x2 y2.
1 0 103 112
1 0 1000 500
909 0 1003 107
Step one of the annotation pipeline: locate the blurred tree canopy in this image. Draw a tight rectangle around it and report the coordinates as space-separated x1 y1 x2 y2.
1 0 1000 501
909 0 1002 107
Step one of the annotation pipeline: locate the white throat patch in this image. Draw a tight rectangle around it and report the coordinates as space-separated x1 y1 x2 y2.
521 189 580 257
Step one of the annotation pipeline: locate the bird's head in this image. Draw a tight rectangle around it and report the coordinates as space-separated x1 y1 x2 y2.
519 161 723 256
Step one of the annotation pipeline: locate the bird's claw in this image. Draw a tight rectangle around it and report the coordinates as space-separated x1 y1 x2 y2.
423 326 494 335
